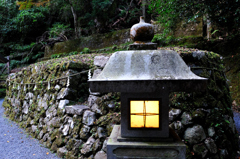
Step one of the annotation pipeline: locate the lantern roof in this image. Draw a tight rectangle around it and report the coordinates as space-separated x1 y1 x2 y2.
89 50 207 92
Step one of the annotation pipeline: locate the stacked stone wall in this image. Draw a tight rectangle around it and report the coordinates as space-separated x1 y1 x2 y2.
2 49 239 159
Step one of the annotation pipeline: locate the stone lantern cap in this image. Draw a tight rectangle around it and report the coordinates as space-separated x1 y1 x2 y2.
89 50 207 92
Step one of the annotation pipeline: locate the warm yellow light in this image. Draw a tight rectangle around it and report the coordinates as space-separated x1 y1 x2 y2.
130 100 159 128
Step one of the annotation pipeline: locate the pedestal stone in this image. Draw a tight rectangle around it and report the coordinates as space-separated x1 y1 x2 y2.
107 125 186 159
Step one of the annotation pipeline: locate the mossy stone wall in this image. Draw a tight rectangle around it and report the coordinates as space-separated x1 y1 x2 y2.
2 49 239 159
44 29 130 58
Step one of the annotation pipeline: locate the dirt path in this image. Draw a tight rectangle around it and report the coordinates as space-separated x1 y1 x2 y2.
0 98 60 159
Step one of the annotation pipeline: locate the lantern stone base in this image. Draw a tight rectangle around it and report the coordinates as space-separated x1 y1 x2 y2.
107 125 186 159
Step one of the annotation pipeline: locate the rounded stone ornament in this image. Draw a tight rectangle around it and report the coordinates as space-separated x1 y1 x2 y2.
130 16 154 42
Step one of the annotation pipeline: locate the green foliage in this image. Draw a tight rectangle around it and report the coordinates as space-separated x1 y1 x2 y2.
1 4 49 43
82 48 90 53
0 0 19 42
49 23 72 38
149 0 240 34
9 60 21 69
9 43 35 52
13 7 48 40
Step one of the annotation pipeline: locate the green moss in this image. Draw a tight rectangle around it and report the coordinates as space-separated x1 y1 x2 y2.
50 129 59 141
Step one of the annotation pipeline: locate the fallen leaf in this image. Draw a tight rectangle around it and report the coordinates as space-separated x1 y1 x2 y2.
46 152 49 155
7 141 9 143
4 134 6 136
33 154 35 156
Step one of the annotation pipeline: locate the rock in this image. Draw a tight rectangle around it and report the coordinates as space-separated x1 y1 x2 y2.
57 147 68 158
57 88 77 100
88 95 98 107
94 56 109 68
204 138 217 154
11 97 15 107
65 105 89 115
94 150 107 159
91 103 102 115
58 100 69 109
193 143 208 158
22 100 29 114
38 130 44 139
208 127 215 137
181 112 193 125
43 93 50 101
107 101 116 109
97 127 107 139
82 110 96 126
80 125 91 139
169 108 181 121
80 137 95 155
66 139 83 155
55 85 61 91
31 125 38 133
219 149 228 159
184 125 206 145
46 105 57 118
19 115 22 122
169 121 184 134
43 133 50 142
50 141 58 152
38 98 48 110
62 124 70 136
92 69 102 79
101 138 108 152
25 92 34 100
49 117 61 128
15 98 21 107
93 139 101 152
192 51 205 60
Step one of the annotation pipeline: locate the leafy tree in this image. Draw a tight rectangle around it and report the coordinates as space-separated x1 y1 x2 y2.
149 0 240 36
16 0 50 10
0 0 19 43
12 6 49 43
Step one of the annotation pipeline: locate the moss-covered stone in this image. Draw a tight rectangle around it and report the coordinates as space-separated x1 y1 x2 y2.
44 29 130 57
50 129 59 141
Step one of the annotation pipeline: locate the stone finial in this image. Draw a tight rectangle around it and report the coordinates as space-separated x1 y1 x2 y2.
129 16 157 50
130 16 154 42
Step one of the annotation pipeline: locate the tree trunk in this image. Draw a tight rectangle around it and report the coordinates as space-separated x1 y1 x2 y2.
69 0 81 39
206 15 211 40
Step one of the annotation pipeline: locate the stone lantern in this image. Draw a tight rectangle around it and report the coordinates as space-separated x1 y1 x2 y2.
88 17 207 159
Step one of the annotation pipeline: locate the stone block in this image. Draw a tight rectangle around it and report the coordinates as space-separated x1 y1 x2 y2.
88 95 98 107
94 150 107 159
169 108 182 122
94 56 109 68
65 105 89 115
80 125 91 139
107 125 186 159
92 69 102 79
82 110 96 126
81 137 95 155
58 100 69 109
184 125 206 145
57 147 68 158
57 88 77 100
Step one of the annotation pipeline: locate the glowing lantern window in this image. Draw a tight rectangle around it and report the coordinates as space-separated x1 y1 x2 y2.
130 100 159 128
